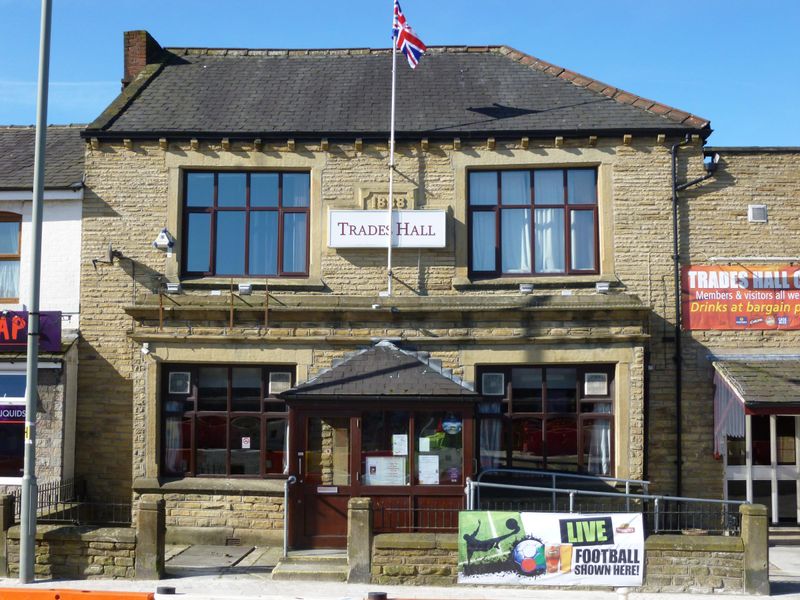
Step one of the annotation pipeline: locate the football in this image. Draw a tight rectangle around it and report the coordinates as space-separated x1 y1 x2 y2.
511 538 545 575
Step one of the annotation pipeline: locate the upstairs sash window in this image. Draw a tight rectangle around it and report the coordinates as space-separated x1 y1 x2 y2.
183 171 310 277
0 213 21 301
468 168 598 276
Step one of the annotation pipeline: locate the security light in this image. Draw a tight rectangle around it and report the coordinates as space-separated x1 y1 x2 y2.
704 152 720 173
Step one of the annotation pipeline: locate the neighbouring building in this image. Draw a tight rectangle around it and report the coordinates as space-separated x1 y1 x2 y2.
0 125 84 491
72 30 799 552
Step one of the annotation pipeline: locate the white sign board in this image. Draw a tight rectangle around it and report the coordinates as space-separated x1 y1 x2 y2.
328 210 446 248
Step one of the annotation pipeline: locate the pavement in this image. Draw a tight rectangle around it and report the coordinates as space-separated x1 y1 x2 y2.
0 543 797 600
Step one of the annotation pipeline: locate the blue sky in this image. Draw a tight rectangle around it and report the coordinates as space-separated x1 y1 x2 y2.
1 0 798 146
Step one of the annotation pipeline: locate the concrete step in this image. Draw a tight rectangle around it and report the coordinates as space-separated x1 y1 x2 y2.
271 558 348 582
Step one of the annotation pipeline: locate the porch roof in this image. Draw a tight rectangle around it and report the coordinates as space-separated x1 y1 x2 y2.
713 359 800 411
282 340 477 400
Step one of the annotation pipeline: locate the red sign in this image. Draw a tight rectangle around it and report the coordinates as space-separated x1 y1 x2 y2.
682 265 800 330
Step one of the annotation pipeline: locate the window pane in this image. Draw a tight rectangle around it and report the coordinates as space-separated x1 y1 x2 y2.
534 208 565 273
186 173 214 207
362 411 409 486
196 415 227 475
218 173 246 207
469 172 497 205
546 368 577 413
249 212 278 275
186 213 211 272
479 417 505 469
163 399 190 476
570 210 596 270
0 422 24 477
0 375 26 398
546 416 578 471
283 173 310 207
501 209 531 273
511 418 543 470
777 416 796 465
231 368 261 412
251 173 279 207
416 411 463 485
471 212 495 271
0 262 19 299
306 417 350 485
534 170 564 205
216 211 246 275
568 169 597 204
282 213 307 273
266 418 288 474
512 368 542 412
501 171 530 205
231 416 261 475
0 221 19 254
583 415 611 475
198 367 227 411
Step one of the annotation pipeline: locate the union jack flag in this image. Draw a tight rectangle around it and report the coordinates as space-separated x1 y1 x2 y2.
393 0 427 69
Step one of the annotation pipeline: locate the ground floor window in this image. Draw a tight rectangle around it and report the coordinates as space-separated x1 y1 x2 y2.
0 372 26 480
161 364 293 477
476 365 614 475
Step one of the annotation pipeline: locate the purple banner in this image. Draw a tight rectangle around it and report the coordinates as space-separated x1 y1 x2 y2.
0 404 25 423
0 311 61 353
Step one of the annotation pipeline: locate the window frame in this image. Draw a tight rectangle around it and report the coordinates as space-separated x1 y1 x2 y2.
475 365 614 475
467 168 599 277
0 212 22 302
181 171 310 279
161 364 293 478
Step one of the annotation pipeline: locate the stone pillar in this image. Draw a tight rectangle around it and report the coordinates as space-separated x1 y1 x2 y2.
135 495 165 580
740 503 769 596
347 496 372 583
0 494 13 577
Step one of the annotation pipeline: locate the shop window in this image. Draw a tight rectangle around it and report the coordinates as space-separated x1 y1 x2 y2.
0 373 26 480
183 171 310 278
161 364 292 477
0 213 21 301
476 366 613 475
468 169 598 277
361 411 410 486
415 412 464 485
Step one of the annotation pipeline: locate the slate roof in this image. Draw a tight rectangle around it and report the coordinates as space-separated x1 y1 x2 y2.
0 126 85 190
713 360 800 409
86 44 709 140
282 340 477 400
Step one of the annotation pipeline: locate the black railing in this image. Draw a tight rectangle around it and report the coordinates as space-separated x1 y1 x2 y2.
10 478 131 526
373 506 461 533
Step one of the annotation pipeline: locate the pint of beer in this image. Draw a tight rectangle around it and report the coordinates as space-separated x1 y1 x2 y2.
545 545 560 573
559 543 573 573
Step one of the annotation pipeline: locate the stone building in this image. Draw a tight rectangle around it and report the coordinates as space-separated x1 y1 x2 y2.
74 30 798 550
0 125 84 491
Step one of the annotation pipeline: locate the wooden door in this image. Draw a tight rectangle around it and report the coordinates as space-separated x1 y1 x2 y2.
292 413 354 548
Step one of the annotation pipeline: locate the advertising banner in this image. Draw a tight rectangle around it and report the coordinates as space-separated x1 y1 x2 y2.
682 266 800 330
458 511 644 586
0 404 25 424
328 210 446 248
0 310 62 352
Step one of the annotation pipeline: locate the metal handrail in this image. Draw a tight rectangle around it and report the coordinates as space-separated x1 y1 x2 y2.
475 468 650 512
465 478 746 533
283 475 297 558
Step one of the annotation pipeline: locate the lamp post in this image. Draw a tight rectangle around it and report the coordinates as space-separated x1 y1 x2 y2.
20 0 53 583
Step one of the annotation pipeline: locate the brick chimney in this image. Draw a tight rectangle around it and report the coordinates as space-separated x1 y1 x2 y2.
122 30 163 89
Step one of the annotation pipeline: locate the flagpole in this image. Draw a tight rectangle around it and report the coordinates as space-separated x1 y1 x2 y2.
386 1 398 297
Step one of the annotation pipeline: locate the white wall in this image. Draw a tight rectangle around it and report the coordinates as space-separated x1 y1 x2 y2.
0 193 82 331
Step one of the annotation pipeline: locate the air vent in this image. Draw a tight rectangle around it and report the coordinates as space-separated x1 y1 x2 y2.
268 372 292 395
748 204 768 223
225 537 241 546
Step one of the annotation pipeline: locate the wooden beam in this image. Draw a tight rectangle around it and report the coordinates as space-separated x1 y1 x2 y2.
287 138 296 152
623 134 633 146
221 138 231 151
320 138 329 151
520 137 529 149
487 137 496 150
453 137 461 151
554 136 564 148
657 134 666 145
190 138 199 151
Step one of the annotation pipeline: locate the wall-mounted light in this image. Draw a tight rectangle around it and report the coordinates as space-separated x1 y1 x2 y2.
595 281 611 294
237 283 253 296
165 282 181 294
153 228 176 253
704 152 720 173
141 342 151 355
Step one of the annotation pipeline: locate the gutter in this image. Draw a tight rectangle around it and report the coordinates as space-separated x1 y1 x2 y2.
670 137 718 496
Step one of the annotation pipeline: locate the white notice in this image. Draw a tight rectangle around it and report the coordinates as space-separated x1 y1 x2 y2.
392 434 408 456
418 437 431 452
418 454 440 485
241 437 251 449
